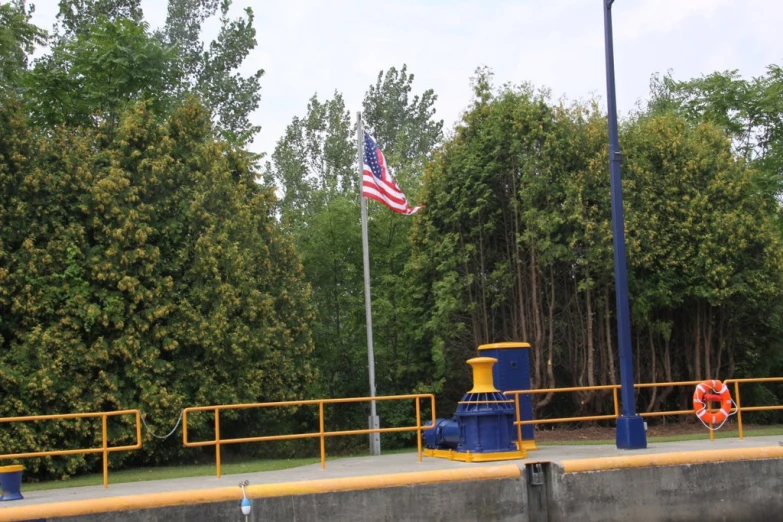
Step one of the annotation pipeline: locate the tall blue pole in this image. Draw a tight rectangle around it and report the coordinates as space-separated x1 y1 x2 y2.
603 0 647 449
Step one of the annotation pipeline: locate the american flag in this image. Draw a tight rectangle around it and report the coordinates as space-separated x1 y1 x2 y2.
362 132 421 215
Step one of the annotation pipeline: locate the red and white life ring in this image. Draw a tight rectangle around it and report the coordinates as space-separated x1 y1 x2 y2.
693 379 733 425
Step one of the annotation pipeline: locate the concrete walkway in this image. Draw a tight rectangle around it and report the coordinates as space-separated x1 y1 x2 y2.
4 434 780 509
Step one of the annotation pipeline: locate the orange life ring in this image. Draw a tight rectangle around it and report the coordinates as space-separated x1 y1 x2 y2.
693 379 732 425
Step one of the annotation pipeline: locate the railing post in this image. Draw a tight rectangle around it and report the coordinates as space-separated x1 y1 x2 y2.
319 401 326 469
102 414 109 489
415 397 422 463
734 381 744 440
514 393 523 450
612 386 620 418
214 408 221 478
135 410 142 447
182 409 188 445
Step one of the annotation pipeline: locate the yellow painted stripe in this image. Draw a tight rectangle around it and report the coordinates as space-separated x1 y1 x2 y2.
0 465 521 521
561 445 783 473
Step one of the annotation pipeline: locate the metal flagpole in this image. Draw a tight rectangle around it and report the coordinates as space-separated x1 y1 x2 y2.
357 112 381 455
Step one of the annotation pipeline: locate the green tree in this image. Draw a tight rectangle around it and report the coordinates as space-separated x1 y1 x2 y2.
622 111 783 408
56 0 143 35
269 92 357 224
411 68 783 419
265 67 442 444
649 65 783 195
266 92 362 400
0 98 315 477
159 0 264 144
26 18 178 129
360 66 443 404
410 71 587 408
31 0 263 144
362 65 443 166
0 0 47 91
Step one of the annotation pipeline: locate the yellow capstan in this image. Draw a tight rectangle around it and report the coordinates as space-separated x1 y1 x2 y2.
466 357 499 393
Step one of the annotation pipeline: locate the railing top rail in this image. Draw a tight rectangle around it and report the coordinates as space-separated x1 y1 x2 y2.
182 393 435 413
633 380 705 388
507 385 619 394
725 377 783 384
0 409 141 423
506 377 783 395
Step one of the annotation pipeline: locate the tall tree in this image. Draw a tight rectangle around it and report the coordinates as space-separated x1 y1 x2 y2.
159 0 264 144
56 0 143 35
26 18 178 129
411 68 783 418
362 65 443 166
265 67 443 442
32 0 263 143
266 92 361 400
0 0 47 91
360 65 443 402
623 111 783 395
0 98 315 478
649 66 783 195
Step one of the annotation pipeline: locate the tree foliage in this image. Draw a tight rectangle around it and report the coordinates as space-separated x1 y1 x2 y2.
27 0 263 144
409 67 783 416
0 97 315 477
4 0 783 475
0 0 47 91
26 18 178 129
649 66 783 195
265 66 443 442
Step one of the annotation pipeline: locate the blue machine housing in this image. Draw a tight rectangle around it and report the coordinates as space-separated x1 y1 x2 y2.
454 390 517 452
423 390 516 453
478 343 534 441
424 345 535 454
422 418 460 449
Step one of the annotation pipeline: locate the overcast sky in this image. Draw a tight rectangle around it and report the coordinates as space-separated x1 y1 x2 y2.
29 0 780 159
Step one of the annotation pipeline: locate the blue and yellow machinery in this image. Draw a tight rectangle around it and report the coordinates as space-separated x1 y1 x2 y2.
423 347 533 462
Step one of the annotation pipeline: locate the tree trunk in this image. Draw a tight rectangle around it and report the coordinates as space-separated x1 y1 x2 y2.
715 307 726 378
694 301 702 381
586 282 595 388
537 267 557 409
511 169 529 345
705 305 713 378
478 217 489 343
530 246 543 388
459 228 481 348
654 333 674 415
646 328 658 413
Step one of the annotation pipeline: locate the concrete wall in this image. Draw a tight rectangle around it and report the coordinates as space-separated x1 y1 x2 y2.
56 479 527 522
10 452 783 522
545 459 783 522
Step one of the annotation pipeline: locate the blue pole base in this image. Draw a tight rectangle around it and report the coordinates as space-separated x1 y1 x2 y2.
616 415 647 449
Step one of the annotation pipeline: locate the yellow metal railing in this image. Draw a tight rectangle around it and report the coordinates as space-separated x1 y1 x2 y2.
1 378 777 485
507 377 783 441
729 377 783 439
0 409 142 488
182 394 436 477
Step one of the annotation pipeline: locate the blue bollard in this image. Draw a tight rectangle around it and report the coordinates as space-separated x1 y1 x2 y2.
0 465 24 501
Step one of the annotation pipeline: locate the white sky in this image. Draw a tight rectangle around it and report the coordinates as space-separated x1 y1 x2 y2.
29 0 781 159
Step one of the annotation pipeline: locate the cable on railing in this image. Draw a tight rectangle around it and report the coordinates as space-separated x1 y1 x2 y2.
141 410 184 440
